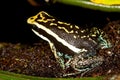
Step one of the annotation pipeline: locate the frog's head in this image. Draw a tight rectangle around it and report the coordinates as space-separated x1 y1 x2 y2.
27 11 55 25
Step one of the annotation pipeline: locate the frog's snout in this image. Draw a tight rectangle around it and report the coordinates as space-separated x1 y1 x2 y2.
27 16 35 24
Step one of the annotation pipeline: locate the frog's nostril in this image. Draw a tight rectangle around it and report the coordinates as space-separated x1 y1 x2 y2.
27 17 35 24
30 17 34 20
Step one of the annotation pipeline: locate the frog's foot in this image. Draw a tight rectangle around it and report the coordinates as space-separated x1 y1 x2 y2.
55 52 65 69
56 52 75 70
91 27 112 49
97 35 112 49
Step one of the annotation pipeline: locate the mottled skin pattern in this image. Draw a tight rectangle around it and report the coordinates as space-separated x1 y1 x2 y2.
27 11 111 76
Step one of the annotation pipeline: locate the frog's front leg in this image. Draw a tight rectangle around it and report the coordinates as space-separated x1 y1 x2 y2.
49 42 58 59
49 43 66 69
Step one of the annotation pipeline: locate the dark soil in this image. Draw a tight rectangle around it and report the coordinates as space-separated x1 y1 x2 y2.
0 20 120 78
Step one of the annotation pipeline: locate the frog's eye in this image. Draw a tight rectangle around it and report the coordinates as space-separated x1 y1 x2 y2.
39 11 54 19
40 11 50 17
30 17 34 20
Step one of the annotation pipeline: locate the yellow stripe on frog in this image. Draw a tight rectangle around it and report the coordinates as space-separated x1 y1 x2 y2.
91 0 120 5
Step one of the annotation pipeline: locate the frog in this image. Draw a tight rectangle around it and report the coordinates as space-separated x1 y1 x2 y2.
27 11 111 76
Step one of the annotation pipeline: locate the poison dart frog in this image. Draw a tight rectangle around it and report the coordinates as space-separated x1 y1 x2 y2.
27 11 111 76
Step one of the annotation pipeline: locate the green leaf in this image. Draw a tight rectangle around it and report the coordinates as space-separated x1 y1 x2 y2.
55 0 120 12
0 70 104 80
